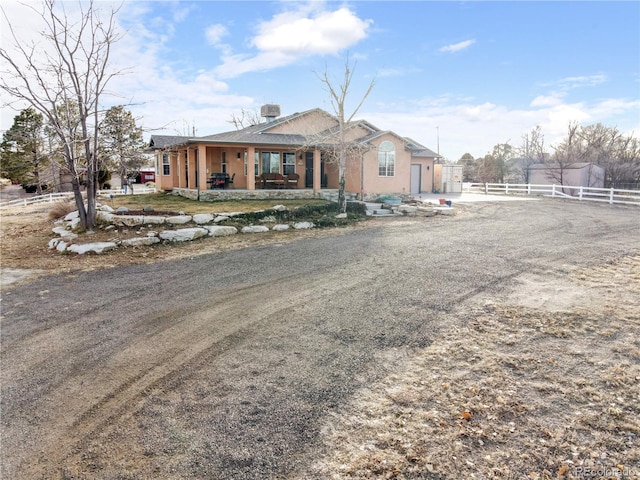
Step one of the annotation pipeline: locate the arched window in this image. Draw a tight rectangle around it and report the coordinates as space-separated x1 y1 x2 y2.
378 141 395 176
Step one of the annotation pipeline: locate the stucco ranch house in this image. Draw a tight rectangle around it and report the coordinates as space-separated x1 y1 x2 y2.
148 105 439 200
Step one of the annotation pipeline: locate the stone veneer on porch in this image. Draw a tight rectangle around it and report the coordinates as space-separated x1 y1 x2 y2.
172 188 359 202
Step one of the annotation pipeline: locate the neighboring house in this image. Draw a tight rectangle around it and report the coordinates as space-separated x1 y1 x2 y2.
147 106 439 199
529 163 606 188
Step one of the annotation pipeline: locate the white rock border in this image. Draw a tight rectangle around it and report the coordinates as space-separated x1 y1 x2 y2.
48 204 315 254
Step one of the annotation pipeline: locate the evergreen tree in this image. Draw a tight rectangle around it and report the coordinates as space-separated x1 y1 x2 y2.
0 108 48 193
100 106 147 185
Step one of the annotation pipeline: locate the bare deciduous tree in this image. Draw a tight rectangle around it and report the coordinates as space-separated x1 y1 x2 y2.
228 108 262 130
550 121 584 191
1 0 122 229
314 58 375 212
518 126 547 183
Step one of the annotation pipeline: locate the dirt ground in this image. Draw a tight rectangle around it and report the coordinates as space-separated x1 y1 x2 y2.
301 256 640 479
1 198 639 480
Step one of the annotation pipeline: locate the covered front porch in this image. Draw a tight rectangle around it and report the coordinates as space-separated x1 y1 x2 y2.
159 144 337 192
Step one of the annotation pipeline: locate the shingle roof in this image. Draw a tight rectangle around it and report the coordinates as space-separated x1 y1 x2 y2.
148 135 190 149
147 108 438 156
196 129 307 146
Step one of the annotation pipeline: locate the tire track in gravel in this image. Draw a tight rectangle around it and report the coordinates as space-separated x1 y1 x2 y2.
16 266 380 479
3 200 639 479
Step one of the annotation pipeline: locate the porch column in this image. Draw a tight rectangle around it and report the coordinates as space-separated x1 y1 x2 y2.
246 146 256 190
188 148 197 189
178 149 186 188
197 145 207 190
313 148 321 191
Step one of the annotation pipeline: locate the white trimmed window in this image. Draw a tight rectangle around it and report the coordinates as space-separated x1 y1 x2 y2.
261 151 281 173
162 153 170 176
378 141 395 176
283 152 296 175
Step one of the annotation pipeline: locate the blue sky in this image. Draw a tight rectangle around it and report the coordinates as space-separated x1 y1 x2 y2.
2 1 639 161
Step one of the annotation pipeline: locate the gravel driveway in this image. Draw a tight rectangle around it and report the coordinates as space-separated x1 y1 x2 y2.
2 199 639 479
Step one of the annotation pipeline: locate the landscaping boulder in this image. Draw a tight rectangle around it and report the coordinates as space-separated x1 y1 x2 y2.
67 242 118 254
272 224 290 231
64 210 79 221
142 215 166 225
159 228 208 242
97 211 114 223
293 221 314 230
206 225 238 237
111 214 144 227
121 237 161 247
241 225 269 234
165 215 192 225
397 205 418 215
192 213 214 225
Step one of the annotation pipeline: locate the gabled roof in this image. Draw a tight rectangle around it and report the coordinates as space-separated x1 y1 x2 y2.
196 129 307 146
147 107 438 156
148 135 190 149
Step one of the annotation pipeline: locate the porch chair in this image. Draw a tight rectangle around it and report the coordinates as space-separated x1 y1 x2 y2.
285 173 299 188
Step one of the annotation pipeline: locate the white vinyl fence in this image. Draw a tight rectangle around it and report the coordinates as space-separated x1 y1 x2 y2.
0 187 157 209
463 183 640 206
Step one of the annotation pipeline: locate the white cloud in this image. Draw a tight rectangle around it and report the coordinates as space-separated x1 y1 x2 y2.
215 5 372 78
530 92 565 107
206 24 228 47
363 93 640 162
439 39 476 54
555 74 608 90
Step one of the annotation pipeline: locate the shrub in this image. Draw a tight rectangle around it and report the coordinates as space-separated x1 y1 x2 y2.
48 200 76 220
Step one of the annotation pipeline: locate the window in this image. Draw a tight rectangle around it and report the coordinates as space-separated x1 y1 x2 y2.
162 153 170 176
261 151 280 173
378 141 395 176
283 152 296 175
221 151 227 173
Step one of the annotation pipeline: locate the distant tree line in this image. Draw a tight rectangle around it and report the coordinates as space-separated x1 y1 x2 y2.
457 123 640 189
1 104 147 194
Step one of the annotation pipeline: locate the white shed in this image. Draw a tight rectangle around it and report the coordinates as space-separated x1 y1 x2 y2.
529 163 605 188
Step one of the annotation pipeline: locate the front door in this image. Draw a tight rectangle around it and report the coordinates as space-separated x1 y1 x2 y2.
305 152 314 187
410 164 421 194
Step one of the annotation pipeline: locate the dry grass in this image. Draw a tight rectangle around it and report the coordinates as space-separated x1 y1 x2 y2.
97 192 332 214
0 195 365 276
47 199 77 220
302 256 640 479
